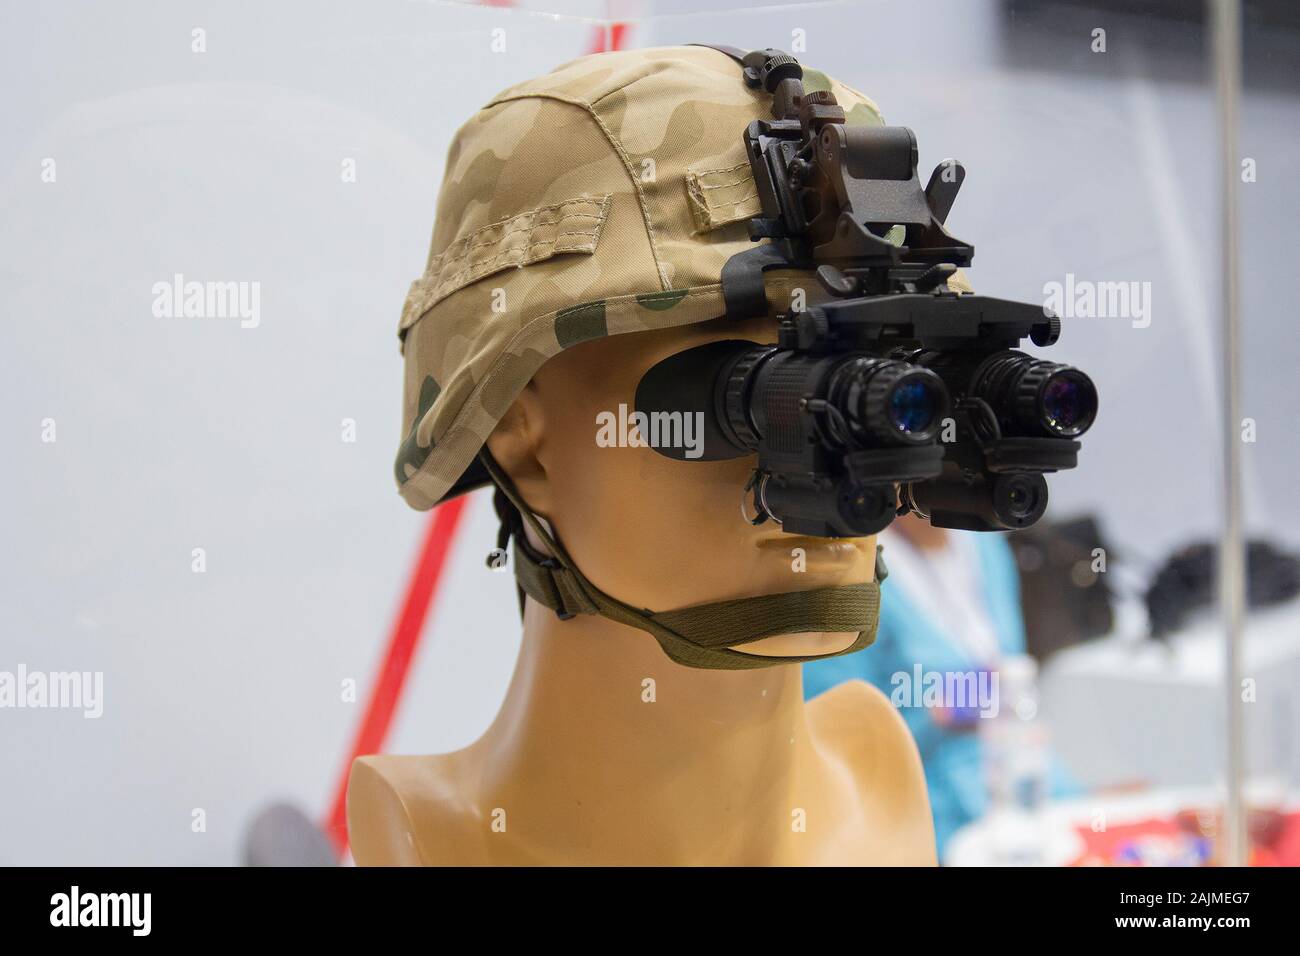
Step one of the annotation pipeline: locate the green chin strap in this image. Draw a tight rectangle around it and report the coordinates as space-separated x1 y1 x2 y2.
479 450 887 671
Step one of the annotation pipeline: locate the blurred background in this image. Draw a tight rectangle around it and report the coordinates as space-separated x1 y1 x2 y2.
2 0 1297 865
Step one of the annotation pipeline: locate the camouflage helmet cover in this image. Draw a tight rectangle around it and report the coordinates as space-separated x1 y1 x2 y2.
393 45 887 510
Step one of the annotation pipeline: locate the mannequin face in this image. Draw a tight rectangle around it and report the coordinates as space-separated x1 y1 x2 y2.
486 312 878 658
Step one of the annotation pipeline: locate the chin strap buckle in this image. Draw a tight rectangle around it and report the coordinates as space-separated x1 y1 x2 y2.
535 556 577 620
510 536 598 623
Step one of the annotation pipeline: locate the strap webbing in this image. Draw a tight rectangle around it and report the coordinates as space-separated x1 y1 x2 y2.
479 449 883 670
653 584 878 649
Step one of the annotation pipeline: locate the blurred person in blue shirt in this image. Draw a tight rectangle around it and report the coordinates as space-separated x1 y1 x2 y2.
803 513 1080 858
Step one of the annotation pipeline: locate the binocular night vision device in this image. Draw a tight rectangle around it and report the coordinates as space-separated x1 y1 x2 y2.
636 46 1098 537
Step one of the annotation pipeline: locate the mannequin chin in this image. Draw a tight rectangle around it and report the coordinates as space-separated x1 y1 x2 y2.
731 630 863 657
488 311 877 660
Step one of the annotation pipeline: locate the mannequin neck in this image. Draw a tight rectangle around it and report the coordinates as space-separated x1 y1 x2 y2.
471 596 829 865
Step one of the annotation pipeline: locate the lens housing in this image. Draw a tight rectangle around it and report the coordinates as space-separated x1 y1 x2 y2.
826 357 950 446
902 470 1049 532
991 473 1048 527
835 479 898 535
971 351 1097 438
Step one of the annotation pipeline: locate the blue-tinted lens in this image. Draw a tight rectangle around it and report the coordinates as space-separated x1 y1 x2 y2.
888 379 936 433
1042 372 1096 434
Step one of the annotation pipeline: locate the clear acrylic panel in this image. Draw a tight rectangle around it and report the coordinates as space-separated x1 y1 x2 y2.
2 0 1291 870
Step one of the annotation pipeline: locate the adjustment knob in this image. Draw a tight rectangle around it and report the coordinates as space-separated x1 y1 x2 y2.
760 53 802 92
1030 316 1061 347
798 89 845 129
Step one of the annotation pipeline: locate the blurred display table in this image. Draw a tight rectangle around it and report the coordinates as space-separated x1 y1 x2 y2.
946 787 1300 866
1037 600 1300 790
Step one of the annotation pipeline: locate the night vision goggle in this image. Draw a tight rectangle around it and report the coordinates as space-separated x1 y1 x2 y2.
636 45 1098 537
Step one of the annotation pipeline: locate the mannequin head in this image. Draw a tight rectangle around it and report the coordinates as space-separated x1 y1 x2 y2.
486 311 878 659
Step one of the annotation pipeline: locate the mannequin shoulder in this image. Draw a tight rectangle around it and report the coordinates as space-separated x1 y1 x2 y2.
807 679 937 865
346 756 427 865
806 676 911 751
347 754 479 866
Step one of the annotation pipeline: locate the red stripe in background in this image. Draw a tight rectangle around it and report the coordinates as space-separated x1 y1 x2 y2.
323 495 469 855
588 21 630 54
322 14 631 861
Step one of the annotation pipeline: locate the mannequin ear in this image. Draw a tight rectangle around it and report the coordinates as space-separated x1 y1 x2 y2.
484 380 552 516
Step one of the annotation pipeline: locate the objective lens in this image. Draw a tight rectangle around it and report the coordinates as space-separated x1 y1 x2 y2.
828 358 950 446
888 377 938 434
1040 370 1095 436
970 351 1097 439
